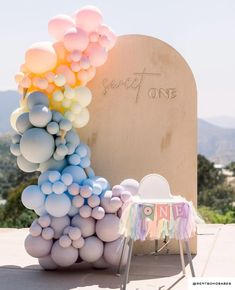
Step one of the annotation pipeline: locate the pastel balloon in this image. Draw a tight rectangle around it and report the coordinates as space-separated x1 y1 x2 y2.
17 155 39 172
56 65 76 86
29 105 52 127
72 195 84 208
20 128 55 163
25 234 53 258
38 255 58 270
75 86 92 107
112 185 124 197
62 165 86 184
21 185 45 210
42 227 54 240
59 235 72 248
39 158 67 172
50 215 70 239
98 25 117 50
68 227 81 241
79 205 92 218
96 214 120 242
73 108 89 128
101 190 122 213
11 133 21 144
68 205 79 217
47 122 59 135
52 181 66 194
54 74 66 87
51 240 78 267
10 108 24 131
68 183 80 196
72 237 84 249
80 236 103 263
10 143 21 157
25 42 57 74
16 112 32 134
48 15 75 41
104 237 129 266
41 181 53 195
29 223 42 237
45 193 71 217
86 43 107 67
74 6 103 32
80 185 92 198
49 171 62 183
38 214 51 228
88 195 100 208
64 28 88 52
120 179 139 196
92 206 105 220
77 70 88 83
27 91 49 110
53 42 67 63
61 173 73 186
72 215 95 238
34 205 47 216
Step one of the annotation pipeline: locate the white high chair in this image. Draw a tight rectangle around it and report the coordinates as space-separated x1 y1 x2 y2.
118 174 195 290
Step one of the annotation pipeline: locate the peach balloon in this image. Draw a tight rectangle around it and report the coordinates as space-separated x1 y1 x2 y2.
64 28 88 52
98 25 117 50
25 42 57 74
48 15 75 41
86 43 107 67
74 6 103 32
53 42 67 63
56 65 76 86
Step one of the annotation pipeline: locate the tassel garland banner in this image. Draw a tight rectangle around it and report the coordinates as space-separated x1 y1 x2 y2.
119 201 197 241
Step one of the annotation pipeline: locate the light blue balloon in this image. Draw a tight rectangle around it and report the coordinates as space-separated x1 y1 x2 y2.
20 128 55 163
62 165 86 184
48 171 61 183
66 142 76 155
68 154 81 166
75 143 88 158
59 119 72 131
38 171 50 186
27 91 49 110
21 185 45 210
56 144 68 156
61 173 73 186
29 105 52 127
92 182 103 195
52 110 63 123
82 178 94 187
39 157 67 173
11 133 21 144
85 167 95 179
92 176 110 191
55 137 66 146
68 205 79 217
16 112 32 134
52 181 66 194
47 122 59 135
41 181 53 195
65 130 80 147
45 193 71 217
80 157 91 168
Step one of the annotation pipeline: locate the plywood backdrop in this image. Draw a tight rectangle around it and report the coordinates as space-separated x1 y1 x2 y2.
80 35 197 253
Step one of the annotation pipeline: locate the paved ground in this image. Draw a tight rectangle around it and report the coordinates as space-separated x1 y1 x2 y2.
0 224 235 290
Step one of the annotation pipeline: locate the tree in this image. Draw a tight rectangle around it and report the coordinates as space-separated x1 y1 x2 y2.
226 161 235 176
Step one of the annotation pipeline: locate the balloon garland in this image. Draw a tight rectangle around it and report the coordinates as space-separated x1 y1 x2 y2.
10 6 139 270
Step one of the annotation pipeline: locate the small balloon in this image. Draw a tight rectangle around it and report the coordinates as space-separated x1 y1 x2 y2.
64 28 89 52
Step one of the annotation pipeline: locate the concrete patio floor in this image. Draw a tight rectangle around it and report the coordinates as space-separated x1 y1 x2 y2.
0 224 234 290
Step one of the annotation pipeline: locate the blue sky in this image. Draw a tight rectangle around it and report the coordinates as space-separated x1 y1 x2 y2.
0 0 235 118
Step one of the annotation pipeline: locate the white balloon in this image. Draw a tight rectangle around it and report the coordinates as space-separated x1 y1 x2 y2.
50 215 70 239
74 86 92 107
17 155 39 172
21 185 45 210
96 214 121 242
20 128 55 163
68 227 81 241
100 191 122 213
59 235 72 248
45 193 71 217
38 254 58 270
80 236 103 263
72 215 95 237
88 195 100 208
73 108 90 128
51 240 78 267
120 179 139 196
10 143 21 157
112 185 125 197
16 112 32 133
47 122 59 135
25 234 53 258
104 237 129 266
11 133 21 144
10 108 24 131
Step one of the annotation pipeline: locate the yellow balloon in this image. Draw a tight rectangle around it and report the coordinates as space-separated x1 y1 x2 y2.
73 108 90 128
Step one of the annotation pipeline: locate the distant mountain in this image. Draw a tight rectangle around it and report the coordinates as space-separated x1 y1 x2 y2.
0 90 20 134
198 119 235 165
205 116 235 129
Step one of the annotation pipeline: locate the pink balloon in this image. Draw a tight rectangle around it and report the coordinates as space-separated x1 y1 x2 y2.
89 32 99 42
74 6 103 32
48 15 75 41
99 35 110 49
85 43 107 67
77 70 88 83
71 62 81 72
21 76 32 88
56 65 76 86
34 78 48 90
87 67 96 81
64 28 88 52
80 56 90 69
25 42 57 74
71 50 82 62
98 25 117 50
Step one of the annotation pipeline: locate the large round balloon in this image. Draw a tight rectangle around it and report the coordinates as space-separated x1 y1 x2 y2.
62 165 86 184
21 185 45 210
50 215 70 239
25 234 53 258
104 237 129 266
96 214 120 242
74 6 103 32
48 15 75 41
25 42 57 74
20 128 55 163
80 236 103 263
45 193 71 217
72 215 95 237
51 240 78 267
